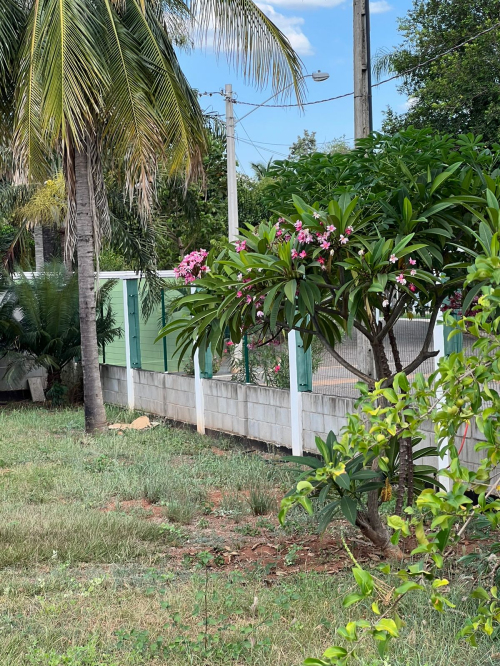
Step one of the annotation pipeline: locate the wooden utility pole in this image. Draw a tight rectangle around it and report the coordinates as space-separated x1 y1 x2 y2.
353 0 373 139
353 0 374 379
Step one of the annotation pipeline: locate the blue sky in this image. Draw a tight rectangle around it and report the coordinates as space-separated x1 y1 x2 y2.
178 0 414 173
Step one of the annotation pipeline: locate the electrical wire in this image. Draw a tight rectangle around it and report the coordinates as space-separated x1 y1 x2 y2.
235 114 267 162
218 21 500 110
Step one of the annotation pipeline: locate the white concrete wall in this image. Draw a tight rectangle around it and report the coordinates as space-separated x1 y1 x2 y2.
100 364 485 470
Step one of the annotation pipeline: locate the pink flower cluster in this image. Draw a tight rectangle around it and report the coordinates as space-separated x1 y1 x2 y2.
174 249 209 284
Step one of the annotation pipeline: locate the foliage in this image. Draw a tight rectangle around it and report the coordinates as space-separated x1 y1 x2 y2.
289 130 318 159
0 263 121 390
263 128 500 215
374 0 500 142
295 236 500 662
228 332 322 389
159 131 500 391
280 431 440 536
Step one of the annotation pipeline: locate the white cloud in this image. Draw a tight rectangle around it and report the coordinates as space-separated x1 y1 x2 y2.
401 96 417 111
257 3 314 56
269 0 345 8
369 1 392 14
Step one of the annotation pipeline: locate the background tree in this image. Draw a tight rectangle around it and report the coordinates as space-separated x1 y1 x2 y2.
375 0 500 142
288 129 317 159
0 263 120 393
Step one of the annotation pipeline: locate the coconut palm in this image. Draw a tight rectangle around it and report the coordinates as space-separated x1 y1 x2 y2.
1 0 304 432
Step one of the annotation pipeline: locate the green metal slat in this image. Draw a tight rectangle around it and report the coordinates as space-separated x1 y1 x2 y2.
296 333 312 392
126 279 141 369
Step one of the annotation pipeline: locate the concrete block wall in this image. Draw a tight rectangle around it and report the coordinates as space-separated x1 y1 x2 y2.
101 364 127 406
302 392 354 453
100 364 486 471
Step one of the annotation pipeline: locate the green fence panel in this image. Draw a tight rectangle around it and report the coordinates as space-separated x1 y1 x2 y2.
139 299 164 372
139 287 192 373
99 280 126 366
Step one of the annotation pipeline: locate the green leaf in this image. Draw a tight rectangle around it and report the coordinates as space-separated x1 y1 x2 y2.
284 279 297 304
335 473 351 490
395 581 423 594
323 647 348 659
375 618 399 637
353 568 374 595
342 593 364 608
340 496 357 526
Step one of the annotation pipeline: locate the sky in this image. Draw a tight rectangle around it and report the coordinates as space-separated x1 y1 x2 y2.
177 0 414 174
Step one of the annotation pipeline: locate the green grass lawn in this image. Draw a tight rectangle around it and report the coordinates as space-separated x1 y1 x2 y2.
0 405 497 665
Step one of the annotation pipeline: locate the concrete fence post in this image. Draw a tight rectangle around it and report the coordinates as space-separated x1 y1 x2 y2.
122 279 135 410
194 348 205 434
433 319 451 491
289 330 305 456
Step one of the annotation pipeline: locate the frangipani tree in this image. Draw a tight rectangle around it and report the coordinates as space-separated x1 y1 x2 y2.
0 0 304 432
160 131 499 515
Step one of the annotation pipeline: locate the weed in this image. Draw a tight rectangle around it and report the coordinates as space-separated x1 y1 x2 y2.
247 486 276 516
198 518 210 529
256 517 276 531
234 525 261 537
284 545 302 566
159 523 188 546
84 454 114 473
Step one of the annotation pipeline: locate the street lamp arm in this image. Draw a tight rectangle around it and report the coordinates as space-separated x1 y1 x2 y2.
234 71 329 125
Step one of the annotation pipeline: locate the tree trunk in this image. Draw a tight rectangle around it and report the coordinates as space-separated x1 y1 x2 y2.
356 509 403 559
34 226 44 272
75 146 107 433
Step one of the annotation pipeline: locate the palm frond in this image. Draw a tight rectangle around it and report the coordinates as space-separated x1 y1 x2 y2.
0 0 22 83
191 0 305 101
13 0 47 182
125 0 206 181
372 47 396 82
100 0 165 216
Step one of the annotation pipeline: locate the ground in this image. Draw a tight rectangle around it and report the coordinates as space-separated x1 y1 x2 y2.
0 405 497 665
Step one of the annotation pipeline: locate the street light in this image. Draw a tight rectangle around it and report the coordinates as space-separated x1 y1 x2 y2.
225 71 330 241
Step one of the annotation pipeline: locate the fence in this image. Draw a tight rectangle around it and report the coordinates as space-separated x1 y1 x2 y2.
99 273 484 480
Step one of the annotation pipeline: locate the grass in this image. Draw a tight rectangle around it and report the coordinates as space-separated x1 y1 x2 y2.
0 405 498 665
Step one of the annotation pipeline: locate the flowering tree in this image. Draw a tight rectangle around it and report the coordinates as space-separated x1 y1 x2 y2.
159 134 498 518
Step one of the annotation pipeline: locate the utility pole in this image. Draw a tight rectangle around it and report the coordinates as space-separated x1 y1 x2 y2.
353 0 373 139
225 84 239 242
353 0 374 380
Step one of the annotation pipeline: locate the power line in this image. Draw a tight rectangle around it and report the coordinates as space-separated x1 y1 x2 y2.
235 114 267 162
226 21 500 110
234 137 288 158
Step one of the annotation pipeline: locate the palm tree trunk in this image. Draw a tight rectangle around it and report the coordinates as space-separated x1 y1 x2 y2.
75 146 107 433
34 225 44 272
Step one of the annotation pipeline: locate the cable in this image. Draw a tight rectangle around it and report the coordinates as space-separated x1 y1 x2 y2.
235 114 267 162
234 136 288 157
227 21 500 109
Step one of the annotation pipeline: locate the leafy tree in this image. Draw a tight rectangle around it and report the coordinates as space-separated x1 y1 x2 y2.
375 0 500 142
2 0 304 432
289 129 317 159
0 263 120 392
159 129 499 538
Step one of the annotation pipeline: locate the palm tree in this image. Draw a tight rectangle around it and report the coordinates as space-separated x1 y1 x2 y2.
1 0 304 432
